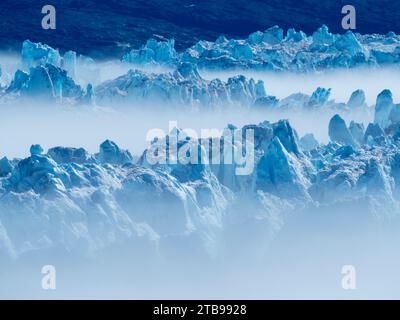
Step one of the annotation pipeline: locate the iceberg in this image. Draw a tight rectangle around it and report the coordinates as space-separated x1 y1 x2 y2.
328 114 357 146
374 89 394 129
21 40 62 70
96 140 133 165
349 121 365 144
5 64 84 103
0 157 12 177
122 38 177 66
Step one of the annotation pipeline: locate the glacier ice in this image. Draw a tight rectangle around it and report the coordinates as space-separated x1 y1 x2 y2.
47 147 92 164
374 89 394 128
308 87 331 107
0 38 396 122
30 144 44 155
347 89 367 110
94 62 265 108
0 112 399 260
349 121 365 144
21 40 82 79
1 57 384 122
122 38 177 66
5 64 84 103
97 140 133 165
116 25 400 71
2 28 400 285
0 157 12 177
21 40 62 70
328 114 357 147
364 122 385 144
10 25 400 105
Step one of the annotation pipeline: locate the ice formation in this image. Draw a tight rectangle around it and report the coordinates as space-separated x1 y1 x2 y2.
0 113 400 259
5 64 85 102
120 25 400 71
122 38 177 66
0 34 398 116
95 62 265 108
0 54 386 118
1 27 400 266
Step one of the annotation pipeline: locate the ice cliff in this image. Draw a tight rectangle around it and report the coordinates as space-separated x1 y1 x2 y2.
1 28 400 262
1 116 400 259
0 36 395 115
0 57 382 118
121 25 400 71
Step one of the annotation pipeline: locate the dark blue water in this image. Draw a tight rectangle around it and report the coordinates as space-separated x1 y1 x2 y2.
0 0 397 58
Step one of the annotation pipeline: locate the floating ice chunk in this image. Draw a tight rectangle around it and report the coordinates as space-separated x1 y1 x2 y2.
8 153 66 195
262 26 284 45
248 31 264 45
255 80 266 98
30 144 44 156
364 123 385 144
97 140 133 165
0 157 12 177
242 122 273 153
309 87 331 107
25 66 55 98
122 38 177 65
272 120 301 155
285 28 307 42
374 89 394 129
328 114 357 146
334 31 365 56
7 64 84 102
347 89 366 109
232 43 253 60
255 137 310 200
349 121 365 145
311 25 336 47
6 70 29 93
215 35 228 45
21 40 62 70
48 147 91 164
357 158 393 198
21 40 79 80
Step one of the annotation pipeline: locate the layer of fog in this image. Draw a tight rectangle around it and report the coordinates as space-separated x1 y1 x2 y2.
1 203 400 299
2 54 398 159
2 51 400 104
0 103 372 159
